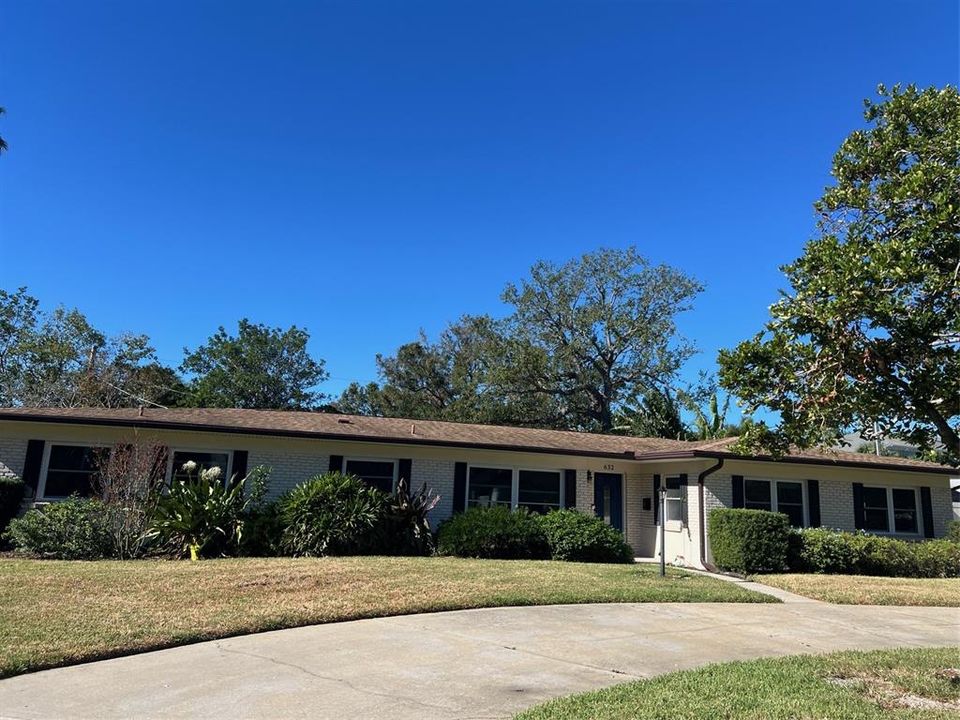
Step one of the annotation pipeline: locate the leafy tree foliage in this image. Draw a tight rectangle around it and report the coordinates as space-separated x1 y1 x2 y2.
719 85 960 463
182 319 327 410
612 390 687 439
0 287 183 408
340 248 701 432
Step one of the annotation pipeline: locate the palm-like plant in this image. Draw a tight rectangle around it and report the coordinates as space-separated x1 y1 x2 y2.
383 476 441 555
149 464 248 560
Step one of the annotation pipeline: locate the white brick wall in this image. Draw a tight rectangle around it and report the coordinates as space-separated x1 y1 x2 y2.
247 449 330 499
409 457 456 527
0 437 27 479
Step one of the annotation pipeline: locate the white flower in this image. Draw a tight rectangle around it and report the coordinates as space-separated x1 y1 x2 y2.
181 460 198 473
202 466 223 482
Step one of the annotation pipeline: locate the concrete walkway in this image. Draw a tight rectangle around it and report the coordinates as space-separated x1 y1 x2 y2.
1 603 958 720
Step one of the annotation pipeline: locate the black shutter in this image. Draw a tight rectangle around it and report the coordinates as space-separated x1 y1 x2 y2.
22 440 45 498
807 479 821 527
564 469 577 509
453 462 467 513
731 475 744 508
679 473 688 525
920 486 935 538
232 450 248 482
329 455 344 473
852 482 864 530
653 474 661 523
398 458 413 486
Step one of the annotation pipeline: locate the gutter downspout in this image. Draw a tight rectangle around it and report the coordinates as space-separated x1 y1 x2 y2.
698 457 725 571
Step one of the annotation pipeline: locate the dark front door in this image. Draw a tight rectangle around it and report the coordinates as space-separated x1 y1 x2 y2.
594 472 623 532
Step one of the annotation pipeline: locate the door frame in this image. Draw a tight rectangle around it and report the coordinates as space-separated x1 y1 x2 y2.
593 472 625 533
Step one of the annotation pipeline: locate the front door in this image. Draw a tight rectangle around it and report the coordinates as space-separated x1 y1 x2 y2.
594 472 623 532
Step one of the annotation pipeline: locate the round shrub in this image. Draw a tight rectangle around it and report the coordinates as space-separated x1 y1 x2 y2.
536 509 634 563
436 506 550 560
4 497 113 560
709 508 790 574
278 472 387 556
240 501 285 557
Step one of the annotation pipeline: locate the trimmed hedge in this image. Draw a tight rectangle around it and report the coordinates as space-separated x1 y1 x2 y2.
791 527 960 578
709 508 791 574
536 510 634 563
4 497 114 560
436 506 550 560
947 520 960 544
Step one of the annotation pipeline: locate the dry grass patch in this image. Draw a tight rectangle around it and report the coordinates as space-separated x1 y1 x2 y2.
757 574 960 606
0 556 771 677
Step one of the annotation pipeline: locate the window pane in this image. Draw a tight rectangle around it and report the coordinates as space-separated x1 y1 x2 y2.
777 482 803 505
665 498 683 523
779 504 804 527
518 470 560 513
744 480 771 510
468 467 512 507
344 459 395 494
862 487 888 509
172 451 230 484
892 489 917 533
864 508 890 532
43 445 104 498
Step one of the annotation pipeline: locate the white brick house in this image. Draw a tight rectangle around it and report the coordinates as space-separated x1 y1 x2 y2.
0 407 954 569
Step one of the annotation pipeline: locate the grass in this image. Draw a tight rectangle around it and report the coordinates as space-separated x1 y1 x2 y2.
757 574 960 607
0 556 772 677
516 647 960 719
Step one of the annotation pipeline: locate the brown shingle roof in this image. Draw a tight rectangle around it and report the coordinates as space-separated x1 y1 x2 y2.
0 407 955 474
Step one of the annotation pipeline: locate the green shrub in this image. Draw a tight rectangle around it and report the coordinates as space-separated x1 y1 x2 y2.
239 502 285 557
278 472 387 557
947 520 960 544
709 508 790 574
0 476 25 543
4 497 113 560
790 527 960 578
536 509 634 563
436 506 550 560
372 478 441 556
791 527 858 573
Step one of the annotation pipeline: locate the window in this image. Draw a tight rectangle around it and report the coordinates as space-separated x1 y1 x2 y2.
517 470 561 514
467 467 513 508
743 478 806 527
344 458 397 494
862 486 920 535
41 444 106 499
171 450 231 485
664 476 685 523
466 466 563 513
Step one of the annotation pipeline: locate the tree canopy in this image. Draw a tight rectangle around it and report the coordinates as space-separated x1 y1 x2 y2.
181 319 327 410
719 85 960 464
340 247 702 433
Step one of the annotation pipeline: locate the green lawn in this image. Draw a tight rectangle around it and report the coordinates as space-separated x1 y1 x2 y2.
757 574 960 607
0 556 771 677
516 647 960 719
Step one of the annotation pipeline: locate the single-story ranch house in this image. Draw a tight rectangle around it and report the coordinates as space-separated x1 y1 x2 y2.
0 407 955 568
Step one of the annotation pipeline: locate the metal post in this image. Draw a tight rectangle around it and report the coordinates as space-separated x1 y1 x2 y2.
659 486 666 577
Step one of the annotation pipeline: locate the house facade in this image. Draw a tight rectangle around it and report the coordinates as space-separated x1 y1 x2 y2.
0 407 954 568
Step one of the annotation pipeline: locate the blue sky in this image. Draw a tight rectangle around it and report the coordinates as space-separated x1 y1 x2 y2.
1 1 956 414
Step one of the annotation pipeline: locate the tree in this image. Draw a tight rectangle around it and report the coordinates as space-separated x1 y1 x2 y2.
612 389 687 439
498 247 702 432
182 319 327 410
0 287 182 408
719 85 960 464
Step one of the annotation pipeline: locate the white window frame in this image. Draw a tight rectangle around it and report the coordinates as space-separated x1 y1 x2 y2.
862 485 922 537
663 475 685 525
166 448 233 486
742 477 809 527
37 441 109 501
465 464 564 512
342 457 399 493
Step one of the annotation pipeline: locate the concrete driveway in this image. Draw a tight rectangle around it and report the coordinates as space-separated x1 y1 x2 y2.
1 602 958 720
